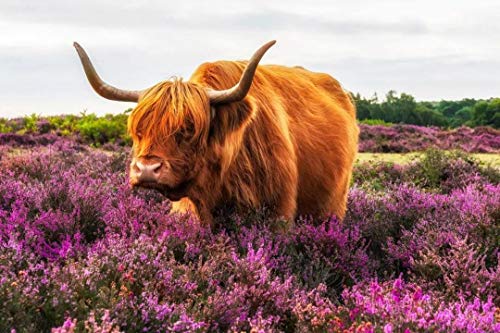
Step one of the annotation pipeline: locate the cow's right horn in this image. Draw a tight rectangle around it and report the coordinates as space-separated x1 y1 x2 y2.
206 40 276 104
73 42 145 102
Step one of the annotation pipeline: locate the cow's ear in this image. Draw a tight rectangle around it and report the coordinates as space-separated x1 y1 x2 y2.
208 98 256 143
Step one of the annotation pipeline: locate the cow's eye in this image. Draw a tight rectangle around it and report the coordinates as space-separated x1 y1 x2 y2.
185 123 194 134
174 131 184 144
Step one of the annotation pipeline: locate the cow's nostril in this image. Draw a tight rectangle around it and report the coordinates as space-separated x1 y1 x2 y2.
133 164 141 174
153 163 162 174
136 161 146 172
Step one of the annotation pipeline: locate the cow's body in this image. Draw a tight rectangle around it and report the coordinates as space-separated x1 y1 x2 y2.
172 61 359 224
74 41 359 227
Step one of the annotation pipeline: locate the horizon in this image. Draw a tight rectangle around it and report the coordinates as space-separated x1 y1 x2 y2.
0 89 498 119
1 0 499 117
1 92 496 120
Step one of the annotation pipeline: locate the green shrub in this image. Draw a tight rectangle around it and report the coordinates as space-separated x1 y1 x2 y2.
76 113 130 146
358 119 393 126
0 119 13 133
47 114 80 136
23 114 39 133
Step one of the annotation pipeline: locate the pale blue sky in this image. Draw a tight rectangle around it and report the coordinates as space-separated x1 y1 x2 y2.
1 0 499 117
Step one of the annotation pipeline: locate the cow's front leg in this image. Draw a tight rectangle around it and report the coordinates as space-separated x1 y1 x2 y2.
171 198 198 216
192 198 214 228
171 197 214 228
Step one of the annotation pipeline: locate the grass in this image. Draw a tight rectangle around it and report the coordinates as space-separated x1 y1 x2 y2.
357 152 500 168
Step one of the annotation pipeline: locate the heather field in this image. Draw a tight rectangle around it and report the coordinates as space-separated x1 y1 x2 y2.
0 129 499 332
1 115 499 153
356 153 500 168
358 124 500 153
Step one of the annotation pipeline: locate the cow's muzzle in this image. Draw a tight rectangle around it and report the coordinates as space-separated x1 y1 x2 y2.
131 161 162 183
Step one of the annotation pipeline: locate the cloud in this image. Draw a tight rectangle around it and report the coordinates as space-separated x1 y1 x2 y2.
0 0 499 117
328 56 500 101
0 1 429 37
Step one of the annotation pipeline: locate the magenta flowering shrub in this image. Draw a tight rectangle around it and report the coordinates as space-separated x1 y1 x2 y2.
353 149 499 193
346 183 499 278
0 132 64 148
0 137 498 332
358 124 500 153
340 277 499 332
410 238 499 303
3 122 500 153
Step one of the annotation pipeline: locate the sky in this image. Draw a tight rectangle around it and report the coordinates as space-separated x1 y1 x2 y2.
1 0 499 117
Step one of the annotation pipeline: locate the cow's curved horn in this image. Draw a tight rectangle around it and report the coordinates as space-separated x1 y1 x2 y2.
206 40 276 104
73 42 144 102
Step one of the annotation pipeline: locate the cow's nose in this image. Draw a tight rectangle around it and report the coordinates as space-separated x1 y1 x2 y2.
134 161 162 182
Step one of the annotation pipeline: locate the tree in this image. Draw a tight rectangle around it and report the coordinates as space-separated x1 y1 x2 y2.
351 91 497 128
352 93 373 120
451 106 473 127
472 100 499 127
380 91 418 124
486 99 500 128
353 93 384 121
416 105 448 126
437 99 476 119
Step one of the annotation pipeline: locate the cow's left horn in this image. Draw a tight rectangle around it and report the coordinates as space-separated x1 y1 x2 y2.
206 40 276 104
73 42 145 102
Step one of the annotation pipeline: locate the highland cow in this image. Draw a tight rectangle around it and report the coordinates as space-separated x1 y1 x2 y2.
74 41 359 226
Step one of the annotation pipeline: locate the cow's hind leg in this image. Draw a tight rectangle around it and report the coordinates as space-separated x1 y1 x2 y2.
323 170 351 221
271 165 299 232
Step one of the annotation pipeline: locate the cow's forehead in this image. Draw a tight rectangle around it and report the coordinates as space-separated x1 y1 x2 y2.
127 79 212 152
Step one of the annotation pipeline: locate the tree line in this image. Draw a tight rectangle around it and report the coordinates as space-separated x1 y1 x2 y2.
353 91 500 128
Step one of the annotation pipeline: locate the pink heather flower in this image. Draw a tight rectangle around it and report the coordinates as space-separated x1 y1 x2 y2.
50 318 76 333
413 288 423 301
1 133 499 332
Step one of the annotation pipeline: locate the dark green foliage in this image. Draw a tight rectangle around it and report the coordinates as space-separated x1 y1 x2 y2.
352 92 499 128
473 98 500 128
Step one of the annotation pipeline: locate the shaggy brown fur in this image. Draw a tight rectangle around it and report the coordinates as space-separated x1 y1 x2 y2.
128 61 359 226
